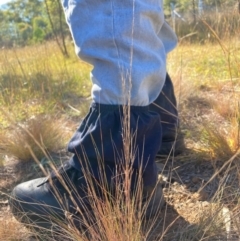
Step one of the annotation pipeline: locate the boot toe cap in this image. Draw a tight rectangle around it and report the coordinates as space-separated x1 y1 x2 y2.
9 178 64 221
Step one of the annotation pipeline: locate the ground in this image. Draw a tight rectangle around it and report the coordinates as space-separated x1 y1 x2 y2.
1 150 238 240
0 40 239 240
1 87 240 240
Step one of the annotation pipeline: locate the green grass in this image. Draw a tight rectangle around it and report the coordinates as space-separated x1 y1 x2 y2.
167 41 240 88
0 41 92 128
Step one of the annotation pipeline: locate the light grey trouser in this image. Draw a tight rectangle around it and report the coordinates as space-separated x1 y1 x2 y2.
62 0 177 106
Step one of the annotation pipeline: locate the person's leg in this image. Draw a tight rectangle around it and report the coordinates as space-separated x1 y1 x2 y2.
150 73 185 156
9 0 178 232
8 78 165 231
9 104 165 231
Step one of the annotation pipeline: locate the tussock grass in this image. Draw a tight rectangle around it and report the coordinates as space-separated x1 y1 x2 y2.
194 91 240 160
0 114 74 162
200 126 235 160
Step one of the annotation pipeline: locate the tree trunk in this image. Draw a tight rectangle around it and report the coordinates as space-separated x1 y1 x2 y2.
192 0 196 23
44 0 69 57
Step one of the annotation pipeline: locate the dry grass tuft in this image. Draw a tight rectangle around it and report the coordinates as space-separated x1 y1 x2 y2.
0 115 74 162
200 125 234 160
199 100 240 160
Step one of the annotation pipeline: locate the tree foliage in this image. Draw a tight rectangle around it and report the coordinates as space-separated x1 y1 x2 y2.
33 16 48 42
0 0 69 50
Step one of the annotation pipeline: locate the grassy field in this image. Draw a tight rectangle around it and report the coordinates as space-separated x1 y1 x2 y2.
0 31 240 241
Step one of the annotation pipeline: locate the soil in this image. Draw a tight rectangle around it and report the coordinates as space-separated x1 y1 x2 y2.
1 89 240 240
1 147 239 241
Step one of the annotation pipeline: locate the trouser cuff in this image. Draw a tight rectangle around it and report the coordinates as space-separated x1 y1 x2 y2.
68 102 161 186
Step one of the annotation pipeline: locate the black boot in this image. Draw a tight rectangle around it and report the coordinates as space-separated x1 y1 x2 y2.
150 73 185 156
9 163 78 232
10 166 164 234
9 104 165 233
